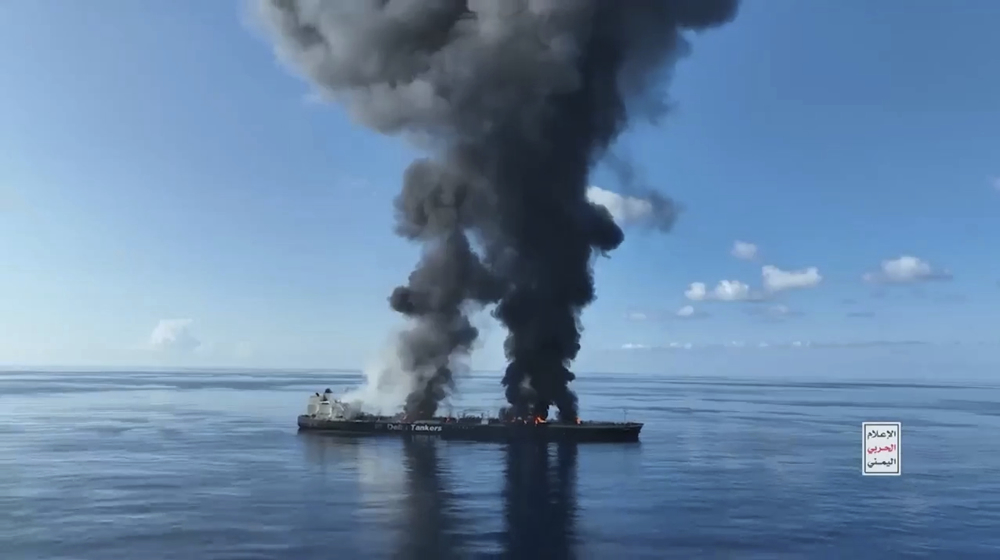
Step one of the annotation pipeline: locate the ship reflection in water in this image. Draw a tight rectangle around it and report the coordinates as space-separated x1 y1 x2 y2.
301 435 579 558
397 437 459 559
501 440 579 559
399 437 580 559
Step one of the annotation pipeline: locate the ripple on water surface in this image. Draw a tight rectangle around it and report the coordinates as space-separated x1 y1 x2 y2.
1 370 999 558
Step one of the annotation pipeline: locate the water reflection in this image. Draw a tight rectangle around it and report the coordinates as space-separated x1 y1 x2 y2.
302 433 363 467
299 434 408 535
299 435 581 558
396 436 460 560
502 441 579 560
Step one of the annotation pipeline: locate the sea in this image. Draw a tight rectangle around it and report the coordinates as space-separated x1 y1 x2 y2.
2 367 999 559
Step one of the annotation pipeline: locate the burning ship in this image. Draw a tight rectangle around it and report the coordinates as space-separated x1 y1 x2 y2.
298 389 642 443
260 0 738 449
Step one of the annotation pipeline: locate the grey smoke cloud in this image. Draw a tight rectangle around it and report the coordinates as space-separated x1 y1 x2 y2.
254 0 739 421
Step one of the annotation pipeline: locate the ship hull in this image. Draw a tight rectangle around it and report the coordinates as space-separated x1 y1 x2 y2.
297 415 642 443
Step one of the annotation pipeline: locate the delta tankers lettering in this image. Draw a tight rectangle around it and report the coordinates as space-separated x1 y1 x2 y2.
386 423 444 433
412 425 443 433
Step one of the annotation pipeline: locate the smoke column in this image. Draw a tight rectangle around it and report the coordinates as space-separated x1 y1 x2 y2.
255 0 739 421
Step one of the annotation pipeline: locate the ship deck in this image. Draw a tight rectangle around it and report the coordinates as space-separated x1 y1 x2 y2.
297 415 643 443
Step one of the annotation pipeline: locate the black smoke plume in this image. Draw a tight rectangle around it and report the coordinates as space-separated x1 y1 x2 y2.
255 0 739 421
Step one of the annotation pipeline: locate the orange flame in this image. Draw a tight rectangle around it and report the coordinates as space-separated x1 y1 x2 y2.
575 418 581 425
533 416 547 425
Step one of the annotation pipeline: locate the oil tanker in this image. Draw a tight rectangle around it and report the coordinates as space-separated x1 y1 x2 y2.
298 389 642 443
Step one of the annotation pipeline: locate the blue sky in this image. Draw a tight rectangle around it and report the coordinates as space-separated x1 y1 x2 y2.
1 1 998 373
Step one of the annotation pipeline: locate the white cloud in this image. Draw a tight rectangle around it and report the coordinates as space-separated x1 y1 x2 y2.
684 280 752 301
676 305 695 317
862 256 952 284
585 186 676 230
148 319 201 353
684 282 707 301
586 186 653 225
625 311 648 321
621 343 649 350
731 240 757 260
762 265 822 292
714 280 751 301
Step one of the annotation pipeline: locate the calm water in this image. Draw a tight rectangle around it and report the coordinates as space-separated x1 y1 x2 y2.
2 369 999 559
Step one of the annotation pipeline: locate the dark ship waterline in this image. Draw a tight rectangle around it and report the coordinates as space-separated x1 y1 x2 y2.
298 389 642 443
